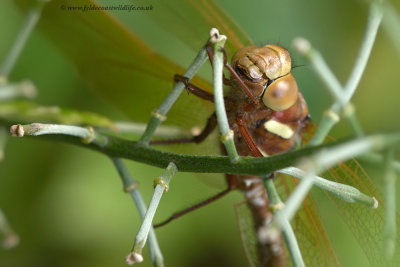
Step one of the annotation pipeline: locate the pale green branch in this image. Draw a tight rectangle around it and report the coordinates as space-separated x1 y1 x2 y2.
383 149 397 259
274 134 400 228
0 126 7 161
278 167 377 207
0 209 19 249
294 3 383 145
0 0 46 77
210 28 239 163
138 46 208 145
114 121 190 139
382 2 400 56
10 123 400 177
111 158 164 267
127 162 177 265
0 80 36 100
262 178 305 267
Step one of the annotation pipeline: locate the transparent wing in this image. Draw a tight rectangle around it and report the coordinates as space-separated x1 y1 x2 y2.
15 0 205 121
276 173 339 267
234 174 339 267
146 0 253 56
302 122 400 266
235 200 260 267
17 1 387 266
323 160 400 266
15 0 255 156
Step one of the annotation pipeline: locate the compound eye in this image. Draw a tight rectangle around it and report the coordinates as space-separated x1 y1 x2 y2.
262 73 298 111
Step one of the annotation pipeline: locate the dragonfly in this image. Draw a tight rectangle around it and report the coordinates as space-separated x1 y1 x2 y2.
20 0 399 266
151 41 311 266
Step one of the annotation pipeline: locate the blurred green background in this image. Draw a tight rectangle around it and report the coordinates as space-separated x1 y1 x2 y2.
1 0 400 266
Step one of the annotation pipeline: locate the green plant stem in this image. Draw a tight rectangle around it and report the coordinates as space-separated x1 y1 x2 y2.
292 39 363 139
292 39 343 105
0 0 46 78
343 3 383 102
131 163 176 260
0 209 19 249
10 123 400 177
383 2 400 56
359 152 400 174
382 149 397 259
345 110 364 137
114 121 190 139
0 126 7 161
0 101 116 130
111 158 164 267
210 29 239 163
274 134 400 227
263 179 305 267
10 123 108 147
296 3 382 145
0 80 36 100
278 167 377 207
138 47 208 145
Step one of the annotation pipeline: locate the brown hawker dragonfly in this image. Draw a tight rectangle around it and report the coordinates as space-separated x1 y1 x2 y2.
22 0 400 266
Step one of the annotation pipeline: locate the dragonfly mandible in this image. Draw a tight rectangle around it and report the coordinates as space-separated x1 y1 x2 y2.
25 0 400 266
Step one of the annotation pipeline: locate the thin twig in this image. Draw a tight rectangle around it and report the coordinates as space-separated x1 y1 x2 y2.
262 178 305 267
10 123 400 176
0 80 36 100
274 135 399 227
138 47 208 145
210 28 240 163
343 2 383 103
278 167 377 207
359 152 400 174
278 3 384 230
111 158 164 267
114 121 190 139
292 39 363 137
0 209 19 249
294 3 383 145
382 2 400 56
0 126 7 161
383 149 397 259
10 123 108 147
0 0 47 78
0 101 115 130
127 162 177 265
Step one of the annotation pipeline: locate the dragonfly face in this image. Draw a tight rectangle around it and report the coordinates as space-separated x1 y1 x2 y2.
228 45 309 156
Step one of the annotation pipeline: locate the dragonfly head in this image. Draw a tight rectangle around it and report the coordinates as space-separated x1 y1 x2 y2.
232 45 299 111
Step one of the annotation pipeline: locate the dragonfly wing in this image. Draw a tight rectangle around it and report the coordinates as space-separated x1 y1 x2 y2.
303 122 400 265
235 200 261 267
146 0 253 56
15 0 211 124
234 173 339 267
276 173 340 267
323 160 400 266
15 0 257 157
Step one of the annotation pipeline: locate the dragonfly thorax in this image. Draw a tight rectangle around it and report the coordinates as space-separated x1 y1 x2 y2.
231 45 298 111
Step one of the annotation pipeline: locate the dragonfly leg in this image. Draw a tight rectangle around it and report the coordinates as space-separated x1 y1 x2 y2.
153 180 235 228
236 114 263 157
150 112 217 145
206 43 258 104
174 74 214 102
